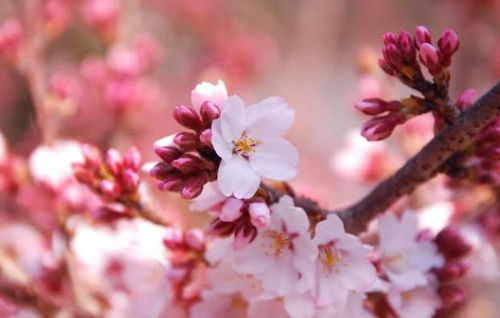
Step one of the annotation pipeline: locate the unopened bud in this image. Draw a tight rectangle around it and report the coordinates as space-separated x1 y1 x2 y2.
378 58 395 75
72 163 94 184
157 174 184 191
163 228 185 250
207 218 236 237
122 169 139 192
398 30 415 60
180 172 208 199
200 101 221 126
199 129 212 147
415 25 431 47
174 132 198 151
99 179 121 198
185 229 205 251
433 262 469 283
220 198 244 222
171 154 205 174
82 143 101 168
438 29 459 55
249 202 271 228
173 105 202 130
382 32 397 46
419 43 440 72
154 145 182 163
124 146 141 170
435 226 472 259
105 148 123 176
354 98 401 116
438 285 466 309
361 112 405 141
233 224 257 251
456 88 476 110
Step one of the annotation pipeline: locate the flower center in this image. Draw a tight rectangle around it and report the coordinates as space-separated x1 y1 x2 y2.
383 253 403 265
233 132 259 156
263 230 293 257
319 244 343 274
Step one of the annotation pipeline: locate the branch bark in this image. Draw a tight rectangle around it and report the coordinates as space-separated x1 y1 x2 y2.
338 82 500 234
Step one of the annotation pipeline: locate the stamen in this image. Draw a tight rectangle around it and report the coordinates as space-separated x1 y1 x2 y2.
233 132 259 156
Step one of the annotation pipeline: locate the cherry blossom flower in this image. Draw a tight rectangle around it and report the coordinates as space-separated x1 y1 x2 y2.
191 80 228 110
312 214 379 306
212 95 298 198
387 285 441 318
232 196 317 296
377 211 444 290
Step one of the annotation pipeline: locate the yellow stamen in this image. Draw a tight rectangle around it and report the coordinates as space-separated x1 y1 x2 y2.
233 132 259 156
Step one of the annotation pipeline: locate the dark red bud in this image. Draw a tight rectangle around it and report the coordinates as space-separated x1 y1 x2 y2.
174 132 199 151
173 105 202 130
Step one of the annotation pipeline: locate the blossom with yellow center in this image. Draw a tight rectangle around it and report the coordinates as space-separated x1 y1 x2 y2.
232 132 260 156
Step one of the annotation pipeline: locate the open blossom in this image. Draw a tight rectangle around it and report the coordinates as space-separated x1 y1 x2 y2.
312 214 379 306
212 95 298 198
232 196 317 296
377 211 444 290
387 285 441 318
191 80 228 110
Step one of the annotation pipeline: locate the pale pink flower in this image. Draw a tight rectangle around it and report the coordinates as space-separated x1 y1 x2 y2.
29 140 84 189
377 212 444 290
191 80 228 110
232 196 317 296
190 181 227 212
312 214 379 306
212 96 298 198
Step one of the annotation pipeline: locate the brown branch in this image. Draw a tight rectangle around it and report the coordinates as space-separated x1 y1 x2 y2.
337 82 500 234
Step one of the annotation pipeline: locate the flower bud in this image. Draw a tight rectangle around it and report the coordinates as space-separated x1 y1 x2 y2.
456 88 476 110
438 29 459 55
199 129 212 147
378 58 395 75
174 132 198 151
122 169 139 192
163 228 185 250
190 80 227 110
200 101 221 126
233 224 257 251
99 179 121 198
435 226 472 259
157 174 184 191
207 218 236 237
433 262 469 283
105 148 123 176
419 43 440 70
386 44 404 67
171 154 205 174
149 161 175 180
249 202 271 228
185 229 205 251
438 285 466 309
354 98 401 116
173 105 202 130
415 25 431 47
180 172 208 199
361 112 405 141
398 30 416 60
382 32 397 46
82 143 101 168
220 198 244 222
154 145 182 163
72 163 95 184
124 146 141 170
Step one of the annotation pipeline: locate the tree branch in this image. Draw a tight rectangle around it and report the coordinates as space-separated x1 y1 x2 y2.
338 82 500 234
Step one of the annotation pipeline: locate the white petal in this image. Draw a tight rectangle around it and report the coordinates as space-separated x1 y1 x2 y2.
272 196 310 234
190 181 227 212
217 156 260 199
211 119 233 160
191 80 228 110
249 139 299 180
246 97 294 139
313 214 345 245
220 95 246 142
283 294 315 318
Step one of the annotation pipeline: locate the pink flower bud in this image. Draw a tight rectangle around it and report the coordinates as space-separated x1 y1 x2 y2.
249 202 271 228
157 174 184 192
233 224 257 251
149 162 176 180
163 228 185 250
398 30 415 60
190 80 228 110
220 198 244 222
105 148 123 176
435 226 472 259
415 25 431 47
361 112 405 141
199 129 212 147
354 98 401 116
438 29 459 55
433 262 469 283
72 163 95 184
208 218 236 237
99 179 121 198
174 132 198 151
180 173 208 199
124 146 141 170
419 43 440 67
200 101 221 126
185 229 205 251
438 285 466 309
122 169 139 192
171 154 205 174
173 105 203 130
456 88 476 110
386 44 404 67
154 145 182 163
378 58 395 75
382 32 397 45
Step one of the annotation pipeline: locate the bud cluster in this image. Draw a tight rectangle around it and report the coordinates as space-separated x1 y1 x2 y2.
150 101 222 200
72 144 142 216
355 98 407 141
433 226 472 312
163 228 207 303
